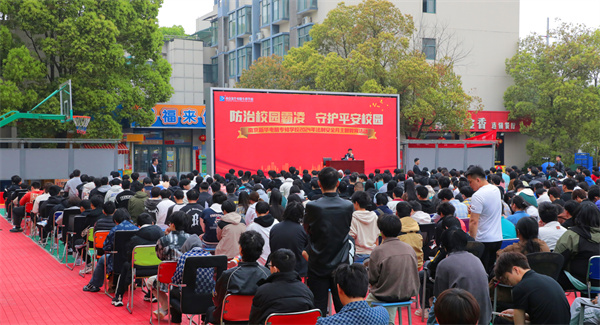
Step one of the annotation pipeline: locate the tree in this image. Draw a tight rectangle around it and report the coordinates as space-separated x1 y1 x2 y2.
158 25 187 37
0 0 173 138
236 55 293 89
238 0 478 138
504 21 600 166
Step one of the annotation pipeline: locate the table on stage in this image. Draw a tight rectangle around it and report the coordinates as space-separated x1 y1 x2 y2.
325 160 365 174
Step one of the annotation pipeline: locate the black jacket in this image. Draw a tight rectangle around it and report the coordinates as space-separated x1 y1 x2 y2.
419 199 436 214
197 192 212 208
94 215 116 232
84 208 104 229
304 193 353 277
148 164 162 180
248 271 315 325
270 220 309 276
126 225 164 262
212 262 270 322
115 190 135 209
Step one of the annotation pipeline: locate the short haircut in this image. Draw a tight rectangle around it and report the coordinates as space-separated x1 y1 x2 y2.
186 189 199 201
49 185 61 196
159 189 171 199
318 167 339 191
221 200 236 213
100 177 109 185
441 228 468 253
375 193 388 206
538 202 558 224
396 201 412 218
90 195 104 209
416 186 429 199
437 202 455 217
459 186 474 198
103 201 116 215
143 177 152 185
31 181 41 189
414 158 420 163
351 191 370 209
377 214 402 237
270 249 296 272
465 166 486 179
111 178 121 186
121 179 131 189
226 182 236 194
137 212 154 226
179 179 190 188
169 211 187 230
438 176 451 189
150 187 161 198
80 199 91 210
572 189 587 201
494 252 530 282
210 182 220 193
564 200 580 216
173 190 185 200
113 208 131 223
239 230 264 262
408 200 422 212
334 263 369 298
393 187 404 198
282 201 304 223
548 187 561 198
73 169 81 177
212 191 228 205
589 185 600 201
563 178 577 190
437 188 454 201
256 201 270 215
434 288 480 325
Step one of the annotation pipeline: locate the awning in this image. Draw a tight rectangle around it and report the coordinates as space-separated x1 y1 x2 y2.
83 143 129 155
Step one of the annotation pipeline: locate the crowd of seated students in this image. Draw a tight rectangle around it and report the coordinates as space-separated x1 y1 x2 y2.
2 162 600 324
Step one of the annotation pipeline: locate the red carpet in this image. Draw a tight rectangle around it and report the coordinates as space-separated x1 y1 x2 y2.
0 216 153 325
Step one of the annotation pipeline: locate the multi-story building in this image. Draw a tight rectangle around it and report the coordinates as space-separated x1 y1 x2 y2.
197 0 529 167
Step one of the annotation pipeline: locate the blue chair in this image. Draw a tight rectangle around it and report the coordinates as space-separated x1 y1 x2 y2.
500 238 519 249
565 255 600 297
370 300 413 325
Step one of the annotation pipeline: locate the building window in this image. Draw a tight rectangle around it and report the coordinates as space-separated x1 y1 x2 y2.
298 0 318 13
210 20 218 46
237 47 252 75
422 38 436 60
423 0 436 13
273 34 289 57
298 24 313 47
237 7 251 35
272 0 289 22
228 12 236 39
261 0 270 26
261 39 271 57
228 53 236 77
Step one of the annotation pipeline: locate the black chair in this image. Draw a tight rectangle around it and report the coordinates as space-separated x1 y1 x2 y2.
418 223 436 258
37 203 57 246
60 207 83 263
526 252 564 280
66 215 87 270
105 230 139 298
466 241 485 259
170 255 228 324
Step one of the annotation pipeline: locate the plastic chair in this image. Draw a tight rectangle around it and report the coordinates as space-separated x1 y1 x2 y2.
105 230 138 298
169 255 228 325
66 216 87 270
126 245 161 313
370 300 413 325
221 294 254 324
265 309 322 325
500 238 519 249
89 230 109 277
79 227 95 277
526 252 564 280
466 241 485 259
60 207 83 264
565 255 600 297
149 261 178 325
50 211 63 257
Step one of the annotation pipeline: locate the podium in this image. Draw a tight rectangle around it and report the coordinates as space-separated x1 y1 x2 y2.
325 160 365 174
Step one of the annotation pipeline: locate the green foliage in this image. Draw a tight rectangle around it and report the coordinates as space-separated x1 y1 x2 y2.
158 25 187 37
237 0 477 138
504 22 600 165
0 0 173 138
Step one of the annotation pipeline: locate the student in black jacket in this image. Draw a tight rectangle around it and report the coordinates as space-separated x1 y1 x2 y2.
249 249 315 324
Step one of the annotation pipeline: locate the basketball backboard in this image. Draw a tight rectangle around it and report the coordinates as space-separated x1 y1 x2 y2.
59 80 72 120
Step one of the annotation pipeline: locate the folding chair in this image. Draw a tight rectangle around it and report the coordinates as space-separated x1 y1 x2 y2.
265 309 322 325
24 202 34 237
526 252 564 280
50 211 63 257
66 216 87 270
60 207 82 264
170 255 227 325
564 255 600 297
221 294 254 324
87 230 109 277
418 223 436 259
105 230 138 298
79 227 96 277
149 261 178 325
491 281 513 323
370 300 413 325
126 244 161 313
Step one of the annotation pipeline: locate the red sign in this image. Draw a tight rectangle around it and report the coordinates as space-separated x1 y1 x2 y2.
213 91 399 175
468 111 520 132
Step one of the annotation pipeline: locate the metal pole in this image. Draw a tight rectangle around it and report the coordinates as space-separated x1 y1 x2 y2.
68 142 74 175
114 143 119 172
464 143 468 171
546 17 550 46
20 141 26 179
435 143 439 169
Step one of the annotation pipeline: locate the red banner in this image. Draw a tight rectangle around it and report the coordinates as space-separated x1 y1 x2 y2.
213 91 399 175
468 111 520 132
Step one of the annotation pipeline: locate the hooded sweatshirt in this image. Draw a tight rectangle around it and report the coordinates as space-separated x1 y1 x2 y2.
104 185 123 203
411 210 432 224
247 214 278 265
216 212 246 259
144 197 161 222
398 216 424 268
349 210 380 255
82 182 96 200
554 225 600 282
128 191 148 221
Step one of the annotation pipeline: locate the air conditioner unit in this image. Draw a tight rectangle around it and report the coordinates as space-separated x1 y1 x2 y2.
256 32 263 40
302 16 312 25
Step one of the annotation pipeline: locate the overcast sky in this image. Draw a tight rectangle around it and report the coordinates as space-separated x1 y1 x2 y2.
157 0 600 38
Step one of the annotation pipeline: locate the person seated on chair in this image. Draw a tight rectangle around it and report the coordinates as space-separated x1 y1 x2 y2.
494 252 570 325
570 296 600 325
215 200 246 259
349 191 380 263
342 148 354 161
248 249 315 325
168 235 214 324
316 263 389 325
207 230 270 324
496 216 550 258
554 201 600 291
434 288 480 325
365 214 419 324
246 202 279 266
83 208 138 293
395 201 424 268
112 213 163 307
432 228 491 325
537 202 567 251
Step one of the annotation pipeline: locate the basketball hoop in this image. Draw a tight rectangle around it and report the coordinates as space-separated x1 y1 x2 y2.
72 116 91 134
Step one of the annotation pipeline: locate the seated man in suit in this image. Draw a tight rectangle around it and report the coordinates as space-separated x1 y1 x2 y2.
342 148 355 161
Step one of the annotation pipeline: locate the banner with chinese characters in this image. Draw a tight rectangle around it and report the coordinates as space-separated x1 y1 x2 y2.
468 110 521 132
150 104 207 128
212 90 399 175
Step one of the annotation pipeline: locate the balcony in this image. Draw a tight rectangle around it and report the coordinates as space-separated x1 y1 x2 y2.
298 0 317 14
